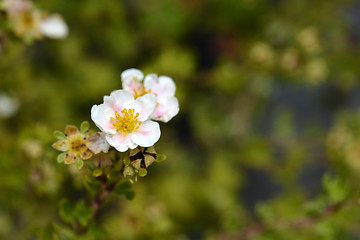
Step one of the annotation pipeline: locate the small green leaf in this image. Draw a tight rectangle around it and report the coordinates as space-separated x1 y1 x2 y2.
59 199 74 223
54 130 66 140
84 174 98 184
138 168 147 177
80 121 90 134
92 168 103 177
115 182 132 195
74 200 93 227
107 170 121 184
125 191 135 200
76 159 84 169
155 154 166 163
57 153 66 163
123 156 131 166
83 179 100 193
322 174 349 203
53 223 76 239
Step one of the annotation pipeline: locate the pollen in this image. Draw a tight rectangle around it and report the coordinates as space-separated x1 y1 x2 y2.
133 86 152 99
111 109 141 133
68 136 88 155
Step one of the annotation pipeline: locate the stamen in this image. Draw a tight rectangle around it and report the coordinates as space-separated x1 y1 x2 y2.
133 86 152 99
111 109 141 133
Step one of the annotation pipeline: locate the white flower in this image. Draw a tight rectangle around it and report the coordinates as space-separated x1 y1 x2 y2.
39 14 68 39
121 68 179 123
91 90 161 152
0 92 19 118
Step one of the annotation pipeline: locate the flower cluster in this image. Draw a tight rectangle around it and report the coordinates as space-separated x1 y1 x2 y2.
1 0 68 41
52 69 179 174
91 68 179 152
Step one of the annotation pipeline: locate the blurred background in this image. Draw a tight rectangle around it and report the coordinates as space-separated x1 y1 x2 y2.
2 0 360 239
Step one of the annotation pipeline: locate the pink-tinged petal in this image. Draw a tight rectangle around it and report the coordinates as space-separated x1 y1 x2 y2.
144 74 176 98
121 69 144 89
91 104 116 134
123 81 144 95
52 140 69 151
65 125 79 137
64 153 77 164
131 120 160 147
132 93 157 121
88 132 110 154
152 96 179 123
106 133 137 152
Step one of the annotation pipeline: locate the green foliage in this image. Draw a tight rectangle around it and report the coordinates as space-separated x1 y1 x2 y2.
115 181 135 200
155 154 167 163
57 152 66 163
80 121 90 134
54 130 66 140
2 0 360 239
59 199 74 223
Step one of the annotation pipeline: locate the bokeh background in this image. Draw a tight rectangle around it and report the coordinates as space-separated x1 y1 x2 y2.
2 0 360 239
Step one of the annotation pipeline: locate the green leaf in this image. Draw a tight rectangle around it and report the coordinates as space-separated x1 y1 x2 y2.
76 159 84 169
83 179 100 194
138 168 147 177
57 153 66 163
54 130 66 140
114 182 132 195
74 200 93 227
322 174 349 203
53 223 76 239
125 191 135 200
155 154 167 163
92 168 103 177
59 199 74 223
80 121 90 134
123 156 131 166
107 170 121 184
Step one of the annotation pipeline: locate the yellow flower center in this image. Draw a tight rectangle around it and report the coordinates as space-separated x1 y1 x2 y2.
133 86 152 99
68 136 88 155
111 109 141 133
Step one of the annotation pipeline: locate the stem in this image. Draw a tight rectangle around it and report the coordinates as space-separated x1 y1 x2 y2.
91 174 118 219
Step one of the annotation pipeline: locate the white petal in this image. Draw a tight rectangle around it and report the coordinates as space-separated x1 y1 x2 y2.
0 93 19 118
91 104 116 134
131 93 157 121
108 89 135 110
131 120 160 147
39 14 68 39
152 96 179 122
144 74 176 97
121 68 144 89
106 133 137 152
